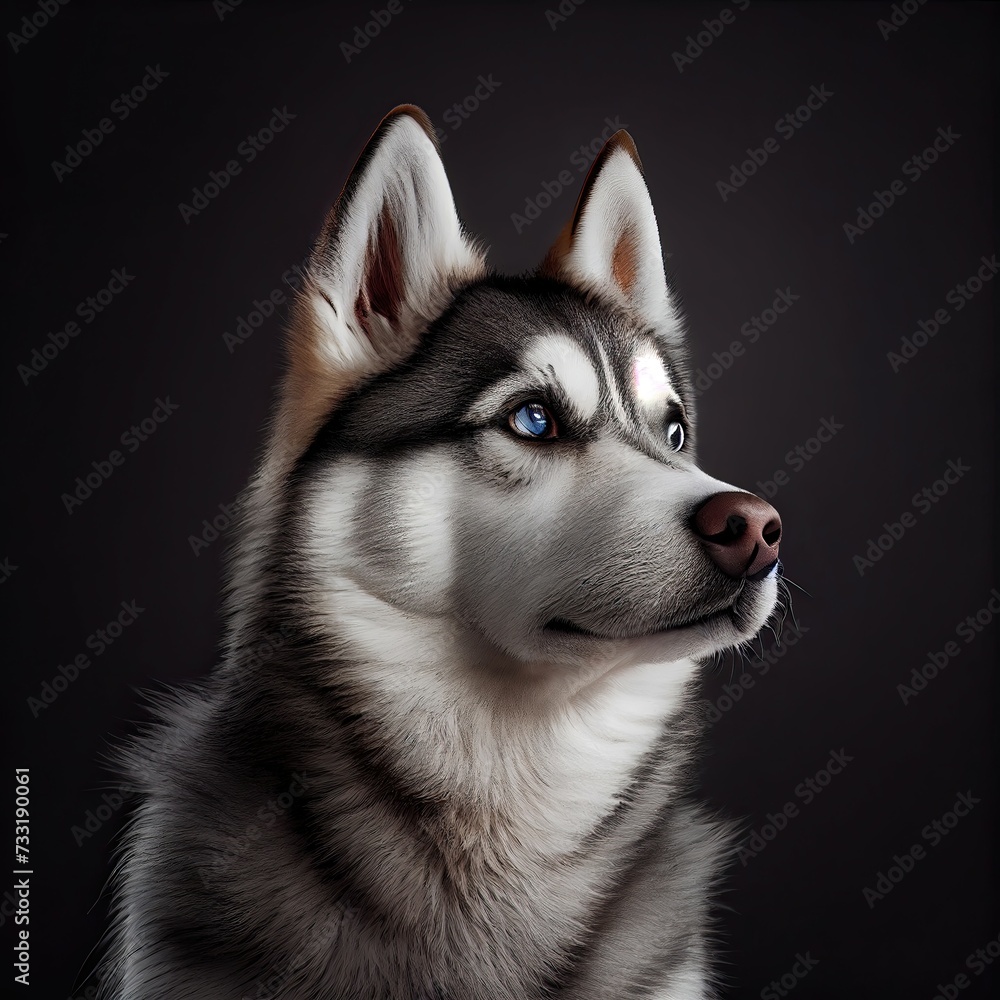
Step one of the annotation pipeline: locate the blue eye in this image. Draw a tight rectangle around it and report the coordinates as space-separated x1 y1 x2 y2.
509 402 557 439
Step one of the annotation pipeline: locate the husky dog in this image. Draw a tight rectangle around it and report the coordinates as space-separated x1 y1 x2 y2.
99 106 783 1000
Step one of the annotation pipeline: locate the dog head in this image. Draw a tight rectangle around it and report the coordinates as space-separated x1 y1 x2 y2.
230 106 782 682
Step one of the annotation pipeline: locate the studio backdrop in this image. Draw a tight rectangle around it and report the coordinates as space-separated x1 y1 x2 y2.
2 2 995 998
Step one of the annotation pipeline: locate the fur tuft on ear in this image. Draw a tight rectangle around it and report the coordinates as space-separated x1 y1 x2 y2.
281 104 486 465
540 130 677 336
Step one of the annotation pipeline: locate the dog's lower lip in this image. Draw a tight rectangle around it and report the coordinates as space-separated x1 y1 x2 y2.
544 607 731 640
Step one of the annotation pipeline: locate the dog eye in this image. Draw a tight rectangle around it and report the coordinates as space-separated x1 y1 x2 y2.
666 420 685 451
509 402 558 439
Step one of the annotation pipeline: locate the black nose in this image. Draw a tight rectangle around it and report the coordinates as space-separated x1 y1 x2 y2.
693 491 782 579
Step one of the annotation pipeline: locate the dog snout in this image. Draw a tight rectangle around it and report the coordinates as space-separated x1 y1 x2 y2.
692 491 782 579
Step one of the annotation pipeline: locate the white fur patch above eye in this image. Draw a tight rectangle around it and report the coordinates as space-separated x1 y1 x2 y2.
466 334 601 426
523 336 600 419
632 349 673 406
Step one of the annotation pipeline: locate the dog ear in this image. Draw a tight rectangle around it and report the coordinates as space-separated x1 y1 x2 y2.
540 130 675 334
280 105 485 459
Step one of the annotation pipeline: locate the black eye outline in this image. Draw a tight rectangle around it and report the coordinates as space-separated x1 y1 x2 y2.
666 420 685 452
507 401 559 440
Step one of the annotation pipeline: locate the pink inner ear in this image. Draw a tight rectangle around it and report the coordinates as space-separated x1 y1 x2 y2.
611 228 639 294
356 203 404 330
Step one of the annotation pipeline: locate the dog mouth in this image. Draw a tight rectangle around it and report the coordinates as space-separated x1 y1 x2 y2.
542 562 781 642
543 604 735 641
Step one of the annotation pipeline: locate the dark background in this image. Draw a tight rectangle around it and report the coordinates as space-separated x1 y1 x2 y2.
2 2 996 998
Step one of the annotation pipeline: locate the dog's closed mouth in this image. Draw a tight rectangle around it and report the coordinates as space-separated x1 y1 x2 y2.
543 562 783 641
543 607 732 640
545 617 594 636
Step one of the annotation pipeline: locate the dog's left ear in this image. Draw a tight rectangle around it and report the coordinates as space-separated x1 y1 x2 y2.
540 131 675 334
275 105 486 466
